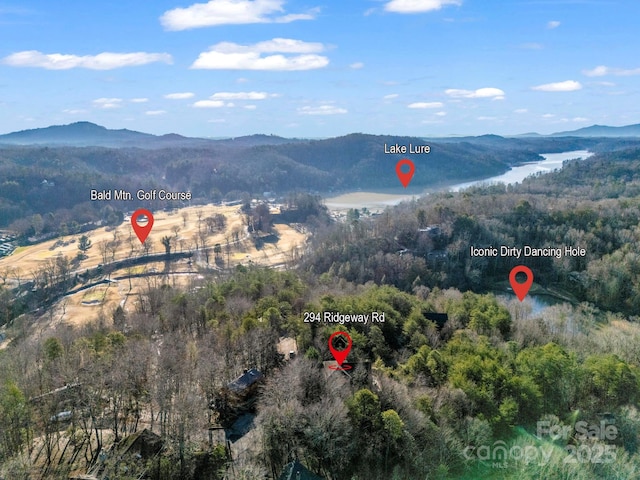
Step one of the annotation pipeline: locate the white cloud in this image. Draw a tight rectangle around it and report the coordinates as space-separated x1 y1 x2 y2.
194 50 290 70
572 117 589 122
63 109 87 114
583 65 608 77
93 98 123 109
604 90 629 96
298 105 347 115
191 38 329 70
244 105 257 110
160 0 315 30
131 98 149 103
583 65 640 77
350 62 364 69
547 20 560 29
3 50 172 70
520 43 543 50
435 111 447 116
206 38 325 54
193 100 226 108
164 92 195 99
532 80 582 92
514 108 528 114
210 91 273 100
146 110 167 116
542 113 555 118
384 0 461 14
383 94 399 99
408 102 444 109
477 116 497 121
275 12 317 23
445 87 505 99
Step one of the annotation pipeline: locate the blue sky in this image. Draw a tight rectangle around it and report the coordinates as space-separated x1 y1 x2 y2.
0 0 639 138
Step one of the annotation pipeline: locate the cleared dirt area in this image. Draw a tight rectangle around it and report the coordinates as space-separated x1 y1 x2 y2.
324 191 416 211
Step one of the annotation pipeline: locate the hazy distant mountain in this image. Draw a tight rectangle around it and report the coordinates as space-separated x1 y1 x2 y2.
0 122 303 148
3 121 639 149
551 124 640 138
513 132 544 138
424 133 629 155
213 134 307 147
433 124 640 139
427 134 528 148
0 122 154 147
2 124 640 229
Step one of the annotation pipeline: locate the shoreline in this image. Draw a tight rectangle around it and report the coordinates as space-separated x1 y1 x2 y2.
323 150 592 211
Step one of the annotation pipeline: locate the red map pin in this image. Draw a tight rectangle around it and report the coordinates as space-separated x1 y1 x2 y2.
131 209 154 244
396 159 415 188
509 265 534 301
328 331 352 367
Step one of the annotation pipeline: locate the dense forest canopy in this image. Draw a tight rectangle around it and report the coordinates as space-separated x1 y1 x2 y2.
2 133 640 478
2 264 640 478
303 146 640 315
3 133 639 234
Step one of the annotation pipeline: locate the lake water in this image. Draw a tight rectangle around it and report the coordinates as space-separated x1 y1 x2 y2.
498 293 565 315
323 150 592 313
324 150 592 211
450 150 591 192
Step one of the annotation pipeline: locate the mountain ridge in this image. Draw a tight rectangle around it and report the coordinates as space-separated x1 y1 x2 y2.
550 123 640 138
2 121 640 148
0 121 304 148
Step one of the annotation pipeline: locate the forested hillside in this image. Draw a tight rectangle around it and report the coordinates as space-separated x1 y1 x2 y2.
304 147 640 315
2 266 640 478
6 128 638 235
2 145 640 479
